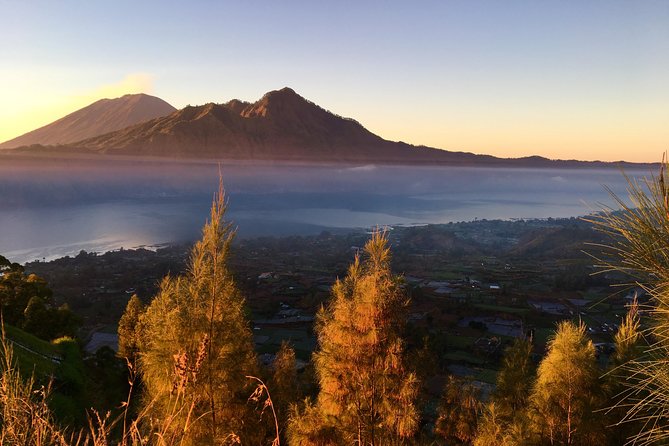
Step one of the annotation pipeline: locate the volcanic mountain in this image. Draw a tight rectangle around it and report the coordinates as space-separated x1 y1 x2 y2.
0 94 176 149
3 88 640 167
60 87 444 162
9 87 497 164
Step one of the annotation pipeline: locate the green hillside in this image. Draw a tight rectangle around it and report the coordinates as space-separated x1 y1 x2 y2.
4 324 62 377
2 324 86 422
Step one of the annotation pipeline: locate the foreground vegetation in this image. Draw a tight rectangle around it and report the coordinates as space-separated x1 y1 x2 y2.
3 165 669 444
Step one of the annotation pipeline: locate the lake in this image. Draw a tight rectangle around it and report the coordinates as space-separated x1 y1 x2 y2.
0 156 652 263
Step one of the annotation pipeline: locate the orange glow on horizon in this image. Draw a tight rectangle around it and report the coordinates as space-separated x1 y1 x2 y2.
361 102 667 164
1 74 665 164
0 73 154 144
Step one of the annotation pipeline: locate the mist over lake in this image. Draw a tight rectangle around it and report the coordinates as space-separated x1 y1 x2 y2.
0 156 650 263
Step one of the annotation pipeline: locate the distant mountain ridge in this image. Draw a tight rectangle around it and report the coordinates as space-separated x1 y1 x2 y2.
68 87 430 162
1 88 652 168
0 94 176 149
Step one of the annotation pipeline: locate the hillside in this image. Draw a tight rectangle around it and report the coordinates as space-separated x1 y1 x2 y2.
66 87 444 161
3 88 653 168
0 88 529 164
509 225 607 259
0 94 176 149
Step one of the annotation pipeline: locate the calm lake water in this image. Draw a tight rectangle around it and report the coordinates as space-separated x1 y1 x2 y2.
0 157 652 263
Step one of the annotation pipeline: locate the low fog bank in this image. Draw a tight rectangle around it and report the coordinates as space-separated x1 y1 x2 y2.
0 156 652 263
0 156 646 208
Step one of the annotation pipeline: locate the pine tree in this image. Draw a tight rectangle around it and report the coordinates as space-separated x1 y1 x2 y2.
611 296 642 368
289 231 419 445
139 182 257 445
435 376 481 445
606 297 644 445
272 340 298 436
493 337 534 419
117 294 145 362
273 341 297 394
287 398 339 446
473 403 505 446
473 337 534 446
474 402 532 446
529 321 604 445
587 160 669 443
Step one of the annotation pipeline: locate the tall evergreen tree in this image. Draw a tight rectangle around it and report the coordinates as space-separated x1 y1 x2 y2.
474 402 532 446
117 294 145 362
493 337 534 419
435 376 481 445
139 182 257 445
473 403 506 446
611 296 642 368
529 321 604 446
473 337 534 446
273 342 298 414
605 297 644 445
289 232 419 445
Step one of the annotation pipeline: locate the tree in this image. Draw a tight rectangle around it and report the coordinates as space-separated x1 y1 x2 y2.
287 398 339 446
271 340 298 438
21 296 49 339
493 337 534 419
529 321 604 445
21 298 78 341
0 271 52 327
53 303 80 338
117 294 145 362
605 297 645 445
0 269 78 341
587 161 669 443
472 337 534 446
289 231 419 445
611 296 642 369
435 376 481 445
473 403 506 446
474 401 532 446
139 182 257 445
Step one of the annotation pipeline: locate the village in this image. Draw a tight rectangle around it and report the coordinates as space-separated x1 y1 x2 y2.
25 216 635 390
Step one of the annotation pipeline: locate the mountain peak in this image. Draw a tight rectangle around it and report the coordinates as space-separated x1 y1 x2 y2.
259 87 310 107
241 87 312 119
225 99 251 114
279 86 296 93
266 86 299 97
0 93 176 149
119 93 154 101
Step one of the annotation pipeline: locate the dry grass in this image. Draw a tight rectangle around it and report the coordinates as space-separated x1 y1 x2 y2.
1 324 283 446
246 375 281 446
1 324 71 445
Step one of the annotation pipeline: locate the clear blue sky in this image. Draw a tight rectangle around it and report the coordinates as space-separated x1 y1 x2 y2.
1 0 667 161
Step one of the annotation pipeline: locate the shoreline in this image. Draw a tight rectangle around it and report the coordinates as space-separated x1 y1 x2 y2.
13 215 591 267
0 149 659 171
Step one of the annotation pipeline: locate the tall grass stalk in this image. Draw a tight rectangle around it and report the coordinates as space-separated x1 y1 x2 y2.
0 322 205 446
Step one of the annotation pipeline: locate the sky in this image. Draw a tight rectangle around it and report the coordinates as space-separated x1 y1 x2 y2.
1 0 667 162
